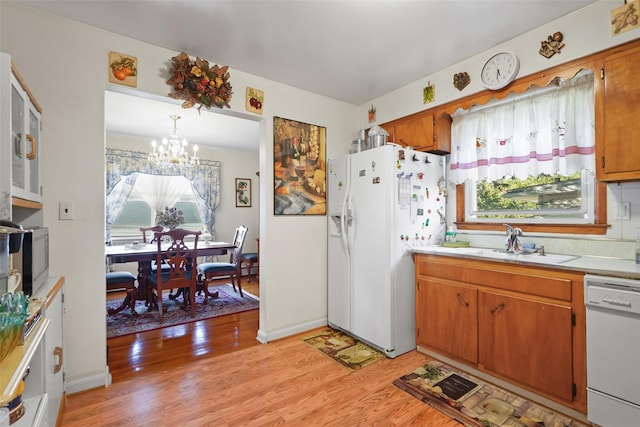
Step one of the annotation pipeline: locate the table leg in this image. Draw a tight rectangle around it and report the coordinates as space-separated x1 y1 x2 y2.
136 260 157 311
196 273 219 303
107 289 138 316
245 258 254 282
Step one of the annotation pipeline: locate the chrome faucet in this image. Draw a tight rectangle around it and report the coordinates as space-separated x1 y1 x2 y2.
503 224 523 253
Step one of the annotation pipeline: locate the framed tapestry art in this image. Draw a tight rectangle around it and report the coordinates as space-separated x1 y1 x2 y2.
236 178 252 207
273 117 326 215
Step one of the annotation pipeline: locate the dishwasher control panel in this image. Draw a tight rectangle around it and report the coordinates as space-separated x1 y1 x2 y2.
585 274 640 315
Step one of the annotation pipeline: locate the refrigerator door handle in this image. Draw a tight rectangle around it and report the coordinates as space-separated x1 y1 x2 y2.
340 194 351 256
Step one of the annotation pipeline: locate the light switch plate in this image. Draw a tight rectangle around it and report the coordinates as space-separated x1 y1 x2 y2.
59 202 74 220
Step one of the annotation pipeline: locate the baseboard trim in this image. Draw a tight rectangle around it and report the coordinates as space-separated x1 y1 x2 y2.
65 367 110 394
257 318 327 343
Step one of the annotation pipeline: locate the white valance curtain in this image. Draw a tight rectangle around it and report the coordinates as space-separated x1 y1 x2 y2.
448 72 595 184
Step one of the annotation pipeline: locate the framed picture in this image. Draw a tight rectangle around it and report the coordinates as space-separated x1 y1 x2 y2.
273 116 326 215
235 178 252 207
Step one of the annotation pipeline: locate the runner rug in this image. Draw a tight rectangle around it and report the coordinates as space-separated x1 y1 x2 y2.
303 328 386 371
393 360 589 427
107 283 259 338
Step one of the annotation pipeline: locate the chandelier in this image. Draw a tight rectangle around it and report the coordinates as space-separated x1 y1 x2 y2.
148 114 200 170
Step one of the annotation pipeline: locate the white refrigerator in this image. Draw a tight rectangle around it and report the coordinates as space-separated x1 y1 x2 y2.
327 144 446 358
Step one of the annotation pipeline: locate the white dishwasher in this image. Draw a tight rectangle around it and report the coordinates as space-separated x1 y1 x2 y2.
584 274 640 427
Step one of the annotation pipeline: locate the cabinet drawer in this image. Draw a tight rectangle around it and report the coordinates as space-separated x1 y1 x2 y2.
416 254 575 301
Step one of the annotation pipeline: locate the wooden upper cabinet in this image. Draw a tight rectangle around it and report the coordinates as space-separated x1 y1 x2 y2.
382 109 451 154
598 43 640 181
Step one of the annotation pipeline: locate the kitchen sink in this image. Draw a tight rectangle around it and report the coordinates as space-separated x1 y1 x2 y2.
428 246 579 265
482 249 578 265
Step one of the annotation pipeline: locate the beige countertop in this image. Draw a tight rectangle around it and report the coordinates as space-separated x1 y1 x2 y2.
412 245 640 281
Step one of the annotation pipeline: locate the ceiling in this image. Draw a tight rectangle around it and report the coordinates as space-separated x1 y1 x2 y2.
15 0 598 151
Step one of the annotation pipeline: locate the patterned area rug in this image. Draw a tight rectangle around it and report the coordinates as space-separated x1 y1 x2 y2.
107 283 259 338
303 328 386 371
394 360 589 427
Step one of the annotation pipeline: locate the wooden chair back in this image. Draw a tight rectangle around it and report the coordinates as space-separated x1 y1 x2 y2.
151 227 201 321
196 225 249 301
140 225 164 243
230 225 248 266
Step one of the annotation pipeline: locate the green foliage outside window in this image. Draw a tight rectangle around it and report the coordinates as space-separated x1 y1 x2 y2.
475 172 582 218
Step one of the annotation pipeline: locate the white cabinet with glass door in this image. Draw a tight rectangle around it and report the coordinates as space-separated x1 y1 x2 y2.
0 52 43 215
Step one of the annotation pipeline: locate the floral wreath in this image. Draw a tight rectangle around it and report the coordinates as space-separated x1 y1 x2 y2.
167 52 233 110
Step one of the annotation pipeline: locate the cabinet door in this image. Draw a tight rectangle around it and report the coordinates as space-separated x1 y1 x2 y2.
10 75 26 195
393 115 433 149
44 286 64 425
416 278 477 363
600 45 640 180
478 291 573 402
8 73 42 203
26 103 41 198
432 112 451 154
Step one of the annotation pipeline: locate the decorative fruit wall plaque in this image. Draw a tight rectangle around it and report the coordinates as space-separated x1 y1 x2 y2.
246 87 264 114
453 72 470 91
108 51 137 87
423 82 435 104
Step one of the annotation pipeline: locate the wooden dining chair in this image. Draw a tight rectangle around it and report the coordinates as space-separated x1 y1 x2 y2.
147 228 201 322
106 271 137 317
140 225 163 243
198 225 248 300
140 225 173 298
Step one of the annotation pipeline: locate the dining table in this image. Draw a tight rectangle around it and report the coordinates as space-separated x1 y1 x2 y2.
105 240 236 313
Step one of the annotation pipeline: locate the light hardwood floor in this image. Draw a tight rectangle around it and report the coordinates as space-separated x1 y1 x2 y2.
63 277 457 426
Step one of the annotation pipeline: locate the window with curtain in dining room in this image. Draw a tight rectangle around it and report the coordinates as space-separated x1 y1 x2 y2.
105 148 221 244
109 174 204 238
449 70 595 224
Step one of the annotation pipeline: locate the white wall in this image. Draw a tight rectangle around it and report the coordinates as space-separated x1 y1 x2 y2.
358 1 640 260
1 2 355 393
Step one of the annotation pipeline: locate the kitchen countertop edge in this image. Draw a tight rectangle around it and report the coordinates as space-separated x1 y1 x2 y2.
412 246 640 280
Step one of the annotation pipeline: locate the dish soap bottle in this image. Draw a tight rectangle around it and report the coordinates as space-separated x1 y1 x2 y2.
445 224 457 243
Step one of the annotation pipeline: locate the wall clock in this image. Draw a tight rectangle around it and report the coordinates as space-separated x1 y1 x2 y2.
480 51 520 90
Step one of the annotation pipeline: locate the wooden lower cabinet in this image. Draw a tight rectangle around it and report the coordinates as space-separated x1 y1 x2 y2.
478 291 573 402
417 278 477 364
415 253 586 413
